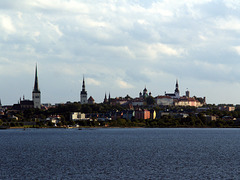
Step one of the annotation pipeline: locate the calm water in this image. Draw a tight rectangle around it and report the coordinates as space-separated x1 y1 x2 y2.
1 128 240 179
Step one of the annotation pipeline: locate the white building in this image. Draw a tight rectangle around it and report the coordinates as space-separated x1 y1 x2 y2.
70 112 86 121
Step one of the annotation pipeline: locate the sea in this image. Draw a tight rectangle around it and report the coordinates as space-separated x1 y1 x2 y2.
1 128 240 179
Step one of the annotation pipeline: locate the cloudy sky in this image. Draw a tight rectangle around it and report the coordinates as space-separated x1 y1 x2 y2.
1 0 240 105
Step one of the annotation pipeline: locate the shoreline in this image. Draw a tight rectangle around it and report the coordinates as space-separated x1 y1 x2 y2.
7 126 240 129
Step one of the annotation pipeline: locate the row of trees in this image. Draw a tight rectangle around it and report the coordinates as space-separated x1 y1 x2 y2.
1 102 240 128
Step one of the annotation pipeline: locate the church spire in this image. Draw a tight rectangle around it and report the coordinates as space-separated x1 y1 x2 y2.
80 75 87 104
33 64 40 93
175 79 180 96
82 75 85 91
32 64 41 108
108 92 111 104
104 92 108 103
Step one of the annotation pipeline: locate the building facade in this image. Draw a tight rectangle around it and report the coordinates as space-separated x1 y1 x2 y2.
155 96 174 106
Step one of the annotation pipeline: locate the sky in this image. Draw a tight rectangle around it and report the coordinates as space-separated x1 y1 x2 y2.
1 0 240 105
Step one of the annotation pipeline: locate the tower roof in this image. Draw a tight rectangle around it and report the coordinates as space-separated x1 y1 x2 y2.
175 79 179 94
33 64 40 93
81 75 87 94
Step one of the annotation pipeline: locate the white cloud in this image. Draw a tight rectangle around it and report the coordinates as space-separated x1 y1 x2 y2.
142 43 185 59
224 0 240 9
117 79 134 89
233 46 240 55
193 61 232 74
1 0 240 104
86 78 101 86
47 22 63 37
215 16 240 31
0 15 16 34
29 0 89 14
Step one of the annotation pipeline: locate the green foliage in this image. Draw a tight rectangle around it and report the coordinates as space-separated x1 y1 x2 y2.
146 96 155 105
4 103 240 128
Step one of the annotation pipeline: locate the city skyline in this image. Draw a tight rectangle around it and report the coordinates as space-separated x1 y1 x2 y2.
1 1 240 105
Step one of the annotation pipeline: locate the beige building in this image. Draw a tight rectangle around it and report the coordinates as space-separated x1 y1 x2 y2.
70 112 86 121
175 97 203 107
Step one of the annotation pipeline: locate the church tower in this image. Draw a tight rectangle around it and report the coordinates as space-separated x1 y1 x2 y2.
174 79 180 98
32 65 41 108
103 93 108 104
80 76 87 104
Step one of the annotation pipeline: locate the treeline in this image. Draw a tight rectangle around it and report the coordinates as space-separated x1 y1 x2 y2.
108 114 237 128
1 103 240 128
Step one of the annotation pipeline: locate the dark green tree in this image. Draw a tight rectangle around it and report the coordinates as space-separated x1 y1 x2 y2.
146 96 155 105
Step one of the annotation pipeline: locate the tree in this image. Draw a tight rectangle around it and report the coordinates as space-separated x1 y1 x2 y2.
146 96 155 105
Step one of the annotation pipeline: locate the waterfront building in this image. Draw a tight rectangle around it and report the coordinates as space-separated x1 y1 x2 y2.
80 76 87 104
70 112 86 121
32 65 41 108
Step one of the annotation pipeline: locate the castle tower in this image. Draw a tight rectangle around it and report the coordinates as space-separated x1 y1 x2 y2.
32 64 41 108
80 76 87 104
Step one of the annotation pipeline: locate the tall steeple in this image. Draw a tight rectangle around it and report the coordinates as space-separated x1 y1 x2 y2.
82 76 86 92
32 64 41 108
33 64 40 93
104 92 108 103
175 79 180 98
80 75 87 104
108 92 111 104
